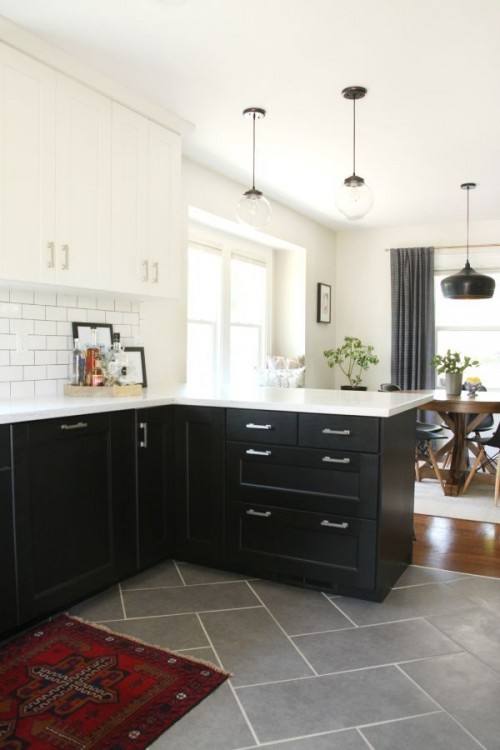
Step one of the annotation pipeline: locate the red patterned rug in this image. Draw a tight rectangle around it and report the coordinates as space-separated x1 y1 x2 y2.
0 614 229 749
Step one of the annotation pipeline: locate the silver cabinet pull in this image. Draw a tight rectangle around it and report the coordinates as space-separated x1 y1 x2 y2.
246 509 272 518
245 448 272 456
152 261 159 283
60 421 87 431
47 241 55 268
61 244 69 270
142 260 149 282
322 428 351 436
139 422 148 448
321 520 349 529
322 456 350 464
246 423 272 430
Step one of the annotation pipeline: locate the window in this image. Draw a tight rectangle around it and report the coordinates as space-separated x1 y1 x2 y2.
187 238 270 386
434 271 500 388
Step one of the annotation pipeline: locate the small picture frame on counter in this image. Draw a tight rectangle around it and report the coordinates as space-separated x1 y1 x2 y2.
125 347 147 387
316 282 331 324
71 322 114 348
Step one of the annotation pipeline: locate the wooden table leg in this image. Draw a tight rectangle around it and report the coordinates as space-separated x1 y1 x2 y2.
445 413 467 496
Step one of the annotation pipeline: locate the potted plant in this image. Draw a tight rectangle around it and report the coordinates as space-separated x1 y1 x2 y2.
324 336 379 391
431 350 479 396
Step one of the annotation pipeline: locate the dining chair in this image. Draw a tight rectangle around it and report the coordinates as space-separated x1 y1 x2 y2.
463 422 500 503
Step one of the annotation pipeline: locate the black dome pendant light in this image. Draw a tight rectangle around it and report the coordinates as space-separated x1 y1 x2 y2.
441 183 495 300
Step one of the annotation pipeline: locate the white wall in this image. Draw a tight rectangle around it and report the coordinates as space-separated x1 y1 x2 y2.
145 158 337 390
272 247 306 361
335 219 500 390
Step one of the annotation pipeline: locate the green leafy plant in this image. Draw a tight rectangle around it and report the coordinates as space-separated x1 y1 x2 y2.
431 350 479 374
324 336 379 387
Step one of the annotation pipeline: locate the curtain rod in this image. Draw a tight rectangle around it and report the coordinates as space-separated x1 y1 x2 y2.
385 243 500 252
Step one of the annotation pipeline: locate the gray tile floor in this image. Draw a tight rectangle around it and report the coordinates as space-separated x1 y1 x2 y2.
70 561 500 749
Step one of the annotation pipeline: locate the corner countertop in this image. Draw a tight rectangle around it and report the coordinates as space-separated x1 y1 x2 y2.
0 385 434 424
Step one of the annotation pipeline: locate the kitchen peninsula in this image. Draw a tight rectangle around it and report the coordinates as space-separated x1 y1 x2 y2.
1 387 431 639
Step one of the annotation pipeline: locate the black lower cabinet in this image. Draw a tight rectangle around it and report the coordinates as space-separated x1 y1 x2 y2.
0 426 17 633
136 406 174 569
227 502 376 591
174 406 225 564
13 411 136 622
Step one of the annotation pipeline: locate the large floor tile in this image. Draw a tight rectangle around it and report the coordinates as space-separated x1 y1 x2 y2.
294 618 461 674
262 730 368 750
361 712 481 750
394 565 469 588
446 576 500 616
122 581 260 617
333 582 475 626
201 607 313 686
176 646 219 663
177 562 251 585
101 613 209 651
402 652 500 749
121 559 183 590
70 585 123 622
237 666 434 743
149 681 255 750
250 580 352 635
430 604 500 674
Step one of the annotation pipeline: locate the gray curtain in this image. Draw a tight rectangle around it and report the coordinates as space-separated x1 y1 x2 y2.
390 247 435 390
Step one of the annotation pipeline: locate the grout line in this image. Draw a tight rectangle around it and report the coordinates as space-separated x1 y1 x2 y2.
392 577 469 590
290 615 433 638
234 655 465 691
118 583 127 620
411 563 500 582
321 592 359 627
195 612 261 747
172 560 187 586
395 664 488 750
122 578 255 592
245 582 318 677
176 645 211 652
94 605 264 623
357 727 376 750
232 710 444 750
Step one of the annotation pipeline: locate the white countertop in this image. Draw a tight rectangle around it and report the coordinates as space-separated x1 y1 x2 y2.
0 385 434 424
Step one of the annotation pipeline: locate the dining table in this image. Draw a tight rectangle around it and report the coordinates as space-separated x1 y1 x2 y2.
418 389 500 496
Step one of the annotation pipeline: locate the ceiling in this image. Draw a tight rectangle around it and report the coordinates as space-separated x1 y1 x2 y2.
1 0 500 230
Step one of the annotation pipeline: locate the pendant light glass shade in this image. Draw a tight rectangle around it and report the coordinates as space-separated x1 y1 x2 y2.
335 175 374 220
237 107 271 230
441 183 495 300
336 86 373 221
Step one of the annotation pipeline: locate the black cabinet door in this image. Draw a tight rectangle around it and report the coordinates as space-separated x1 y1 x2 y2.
136 406 174 569
0 426 17 634
13 411 136 621
174 406 225 564
228 502 377 590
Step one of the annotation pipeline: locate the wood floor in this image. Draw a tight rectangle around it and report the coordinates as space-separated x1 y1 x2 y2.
413 513 500 577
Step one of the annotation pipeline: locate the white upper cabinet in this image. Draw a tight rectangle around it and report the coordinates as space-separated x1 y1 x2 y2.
0 41 182 298
0 45 55 283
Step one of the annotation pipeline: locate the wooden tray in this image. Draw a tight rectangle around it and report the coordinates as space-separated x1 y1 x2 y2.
64 384 143 398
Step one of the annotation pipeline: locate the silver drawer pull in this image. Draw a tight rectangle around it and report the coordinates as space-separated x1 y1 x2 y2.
246 423 273 430
60 421 88 431
139 422 148 448
322 456 350 464
246 449 272 456
322 428 351 436
321 520 349 529
246 509 272 518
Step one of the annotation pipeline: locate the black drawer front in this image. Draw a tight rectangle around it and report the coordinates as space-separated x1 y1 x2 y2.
227 442 379 519
228 503 376 590
227 409 297 445
298 413 379 453
0 425 11 468
26 413 109 445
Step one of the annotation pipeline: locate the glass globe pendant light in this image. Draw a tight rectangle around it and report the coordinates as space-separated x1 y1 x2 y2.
236 107 272 229
441 183 495 299
335 86 373 220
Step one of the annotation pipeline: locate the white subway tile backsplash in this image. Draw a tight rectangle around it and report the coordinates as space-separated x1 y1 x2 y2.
10 351 34 366
10 319 34 334
0 334 17 349
88 310 106 324
78 295 97 309
47 364 69 379
114 324 131 338
115 299 132 313
57 294 77 307
0 289 10 303
56 321 72 337
35 379 57 397
0 303 22 319
26 335 47 350
34 320 57 336
46 306 67 321
0 320 9 334
105 311 123 324
57 350 71 365
68 308 86 323
24 365 47 380
96 296 115 311
35 351 57 365
11 381 35 398
123 312 140 326
0 366 23 382
22 304 45 320
34 291 57 306
11 289 34 304
0 382 10 398
0 351 10 366
46 336 67 350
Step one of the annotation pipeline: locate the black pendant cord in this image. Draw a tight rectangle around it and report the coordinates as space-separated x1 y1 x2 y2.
252 112 256 190
352 98 356 176
466 187 470 264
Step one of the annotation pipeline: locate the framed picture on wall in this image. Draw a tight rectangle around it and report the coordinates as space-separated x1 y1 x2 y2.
316 283 332 324
125 347 147 387
71 322 114 348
